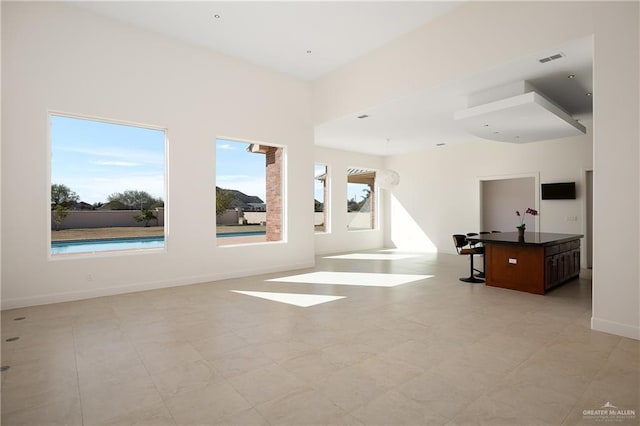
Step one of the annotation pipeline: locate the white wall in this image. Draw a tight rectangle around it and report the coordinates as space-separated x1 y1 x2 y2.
590 2 640 340
1 2 315 308
314 1 639 339
0 0 3 310
385 129 592 254
482 177 536 233
314 146 384 254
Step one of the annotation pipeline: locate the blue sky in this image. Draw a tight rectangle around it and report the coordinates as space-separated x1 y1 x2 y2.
314 163 326 203
51 115 165 204
216 139 266 201
51 116 364 206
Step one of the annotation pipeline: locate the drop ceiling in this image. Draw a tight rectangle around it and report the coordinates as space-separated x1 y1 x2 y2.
315 36 593 155
72 1 593 156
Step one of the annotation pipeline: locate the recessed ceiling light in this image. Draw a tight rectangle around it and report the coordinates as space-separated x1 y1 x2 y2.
306 50 312 54
213 14 221 19
357 114 369 119
436 143 446 146
568 74 576 79
483 124 489 127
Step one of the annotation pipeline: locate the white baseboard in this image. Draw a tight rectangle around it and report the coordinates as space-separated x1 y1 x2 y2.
592 317 640 340
1 261 315 310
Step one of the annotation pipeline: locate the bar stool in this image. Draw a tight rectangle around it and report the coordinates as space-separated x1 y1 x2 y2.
467 232 490 278
452 234 485 284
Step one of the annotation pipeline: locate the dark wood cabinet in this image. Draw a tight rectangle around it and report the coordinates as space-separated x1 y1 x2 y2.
544 240 581 291
469 232 583 295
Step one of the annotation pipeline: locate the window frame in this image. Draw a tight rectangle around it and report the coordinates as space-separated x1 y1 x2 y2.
215 136 287 247
47 111 168 259
314 163 330 234
346 167 377 232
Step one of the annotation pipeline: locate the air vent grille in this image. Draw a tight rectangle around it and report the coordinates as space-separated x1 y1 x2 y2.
538 53 564 63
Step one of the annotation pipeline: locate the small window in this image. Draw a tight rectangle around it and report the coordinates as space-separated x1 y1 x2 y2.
216 138 284 245
347 167 376 231
314 164 329 233
50 113 166 255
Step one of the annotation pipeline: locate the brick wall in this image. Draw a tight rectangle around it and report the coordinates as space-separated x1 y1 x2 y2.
265 147 282 241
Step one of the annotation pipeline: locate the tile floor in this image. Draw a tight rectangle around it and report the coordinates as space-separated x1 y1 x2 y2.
1 250 638 425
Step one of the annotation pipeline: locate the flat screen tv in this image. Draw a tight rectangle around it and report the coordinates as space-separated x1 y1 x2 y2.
541 182 576 200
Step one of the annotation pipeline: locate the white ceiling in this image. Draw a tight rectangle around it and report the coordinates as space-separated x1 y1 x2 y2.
74 1 460 81
316 36 593 155
73 1 593 157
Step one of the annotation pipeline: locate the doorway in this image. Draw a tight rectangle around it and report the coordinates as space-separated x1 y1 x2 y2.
480 175 538 232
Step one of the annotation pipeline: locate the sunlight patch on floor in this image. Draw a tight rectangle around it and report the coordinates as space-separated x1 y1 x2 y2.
323 253 420 260
266 271 433 287
231 290 346 307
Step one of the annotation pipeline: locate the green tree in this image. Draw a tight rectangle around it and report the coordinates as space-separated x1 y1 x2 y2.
52 204 69 231
314 199 324 212
347 188 372 212
216 187 234 216
134 208 158 227
51 184 79 207
107 190 163 210
347 197 360 212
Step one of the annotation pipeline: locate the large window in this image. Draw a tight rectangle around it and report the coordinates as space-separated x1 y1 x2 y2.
216 138 284 245
50 113 166 255
314 163 329 233
347 168 376 230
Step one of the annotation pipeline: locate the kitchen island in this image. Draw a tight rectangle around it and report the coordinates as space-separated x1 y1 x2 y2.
467 232 583 294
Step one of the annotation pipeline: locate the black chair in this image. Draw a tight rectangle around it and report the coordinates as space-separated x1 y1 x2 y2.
452 234 485 283
467 232 490 278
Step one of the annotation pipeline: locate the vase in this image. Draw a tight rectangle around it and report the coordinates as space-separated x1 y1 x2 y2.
517 227 525 239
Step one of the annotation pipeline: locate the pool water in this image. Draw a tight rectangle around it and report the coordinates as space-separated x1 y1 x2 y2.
51 231 267 254
217 231 266 238
51 237 164 254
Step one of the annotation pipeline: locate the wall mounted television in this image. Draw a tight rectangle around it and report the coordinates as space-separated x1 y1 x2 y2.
541 182 576 200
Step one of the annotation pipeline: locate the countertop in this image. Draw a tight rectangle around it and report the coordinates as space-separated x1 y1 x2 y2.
467 232 583 246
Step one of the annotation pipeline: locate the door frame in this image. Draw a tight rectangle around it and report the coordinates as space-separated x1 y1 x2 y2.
581 168 593 269
477 172 541 233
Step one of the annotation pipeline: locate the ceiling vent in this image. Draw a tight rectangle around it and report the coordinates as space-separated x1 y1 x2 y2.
454 81 586 143
538 53 565 63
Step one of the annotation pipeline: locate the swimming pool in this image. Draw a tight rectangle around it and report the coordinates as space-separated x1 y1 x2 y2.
217 231 266 238
51 231 267 254
51 237 165 254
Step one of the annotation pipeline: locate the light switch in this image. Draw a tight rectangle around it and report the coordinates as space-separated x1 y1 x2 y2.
508 258 517 264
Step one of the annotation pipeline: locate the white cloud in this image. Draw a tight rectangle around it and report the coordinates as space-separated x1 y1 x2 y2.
56 144 164 165
91 161 140 167
217 143 237 150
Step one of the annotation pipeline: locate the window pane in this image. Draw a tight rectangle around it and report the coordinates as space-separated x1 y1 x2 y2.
216 138 283 244
347 168 376 230
50 114 165 255
314 164 328 233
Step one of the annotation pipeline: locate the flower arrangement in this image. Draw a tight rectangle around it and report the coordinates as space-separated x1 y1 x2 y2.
516 208 538 229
